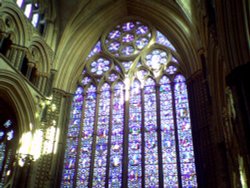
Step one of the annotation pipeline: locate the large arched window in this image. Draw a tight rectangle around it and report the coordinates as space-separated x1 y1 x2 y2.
61 19 197 187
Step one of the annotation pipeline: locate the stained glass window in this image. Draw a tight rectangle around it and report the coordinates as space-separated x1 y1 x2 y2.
0 99 17 187
62 19 197 187
16 0 42 29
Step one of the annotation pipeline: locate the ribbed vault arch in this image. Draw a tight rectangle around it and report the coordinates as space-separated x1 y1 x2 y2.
53 0 201 93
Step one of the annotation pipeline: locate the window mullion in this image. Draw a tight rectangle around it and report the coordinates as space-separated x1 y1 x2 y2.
155 83 164 187
122 88 129 188
141 86 145 188
105 88 113 188
88 90 100 187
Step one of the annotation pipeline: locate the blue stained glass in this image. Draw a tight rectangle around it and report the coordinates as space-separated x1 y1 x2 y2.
122 22 135 31
145 49 168 69
159 76 179 187
87 41 102 60
128 80 142 187
81 77 91 85
3 120 12 128
0 132 4 140
144 78 159 187
136 37 149 50
122 34 135 43
105 21 152 57
166 65 177 74
108 30 121 40
136 25 149 35
93 84 110 187
156 31 176 51
61 86 84 187
108 41 120 52
90 57 110 75
76 85 96 187
137 69 148 81
174 75 197 187
109 82 124 188
121 45 135 56
63 20 198 188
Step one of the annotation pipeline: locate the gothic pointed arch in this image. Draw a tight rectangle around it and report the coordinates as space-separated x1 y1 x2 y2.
61 18 197 187
53 1 200 92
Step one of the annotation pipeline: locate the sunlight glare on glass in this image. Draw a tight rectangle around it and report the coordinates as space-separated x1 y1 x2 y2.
24 4 32 18
32 13 39 27
16 0 23 7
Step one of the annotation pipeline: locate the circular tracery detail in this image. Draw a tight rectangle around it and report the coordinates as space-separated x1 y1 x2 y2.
145 49 168 69
105 21 152 58
89 57 111 75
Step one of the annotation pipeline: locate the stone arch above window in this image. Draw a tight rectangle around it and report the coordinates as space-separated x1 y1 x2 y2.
61 18 197 188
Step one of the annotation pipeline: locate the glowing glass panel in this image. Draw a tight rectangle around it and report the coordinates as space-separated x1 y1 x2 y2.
32 13 39 27
61 87 84 188
128 80 142 187
145 49 168 70
92 83 110 187
174 75 197 187
76 85 96 187
108 82 124 187
160 76 179 186
62 19 197 188
87 41 102 60
16 0 23 7
24 4 32 18
105 21 152 57
144 78 159 187
156 31 176 51
90 57 110 75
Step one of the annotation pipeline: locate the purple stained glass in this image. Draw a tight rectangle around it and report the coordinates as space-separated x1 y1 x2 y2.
121 45 135 56
105 20 152 57
159 76 179 187
145 49 168 69
62 86 84 187
108 41 120 52
108 73 118 82
81 76 91 85
63 19 198 188
87 41 102 60
136 25 149 35
144 78 159 187
93 83 110 187
135 37 149 50
109 82 124 187
128 80 142 188
166 65 177 74
171 56 179 63
137 69 148 81
90 57 110 75
122 22 135 31
122 34 135 43
76 85 96 186
121 60 132 71
174 75 197 187
156 31 176 51
108 30 121 39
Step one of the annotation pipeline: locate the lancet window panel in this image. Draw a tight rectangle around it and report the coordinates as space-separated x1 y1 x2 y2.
61 18 197 188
